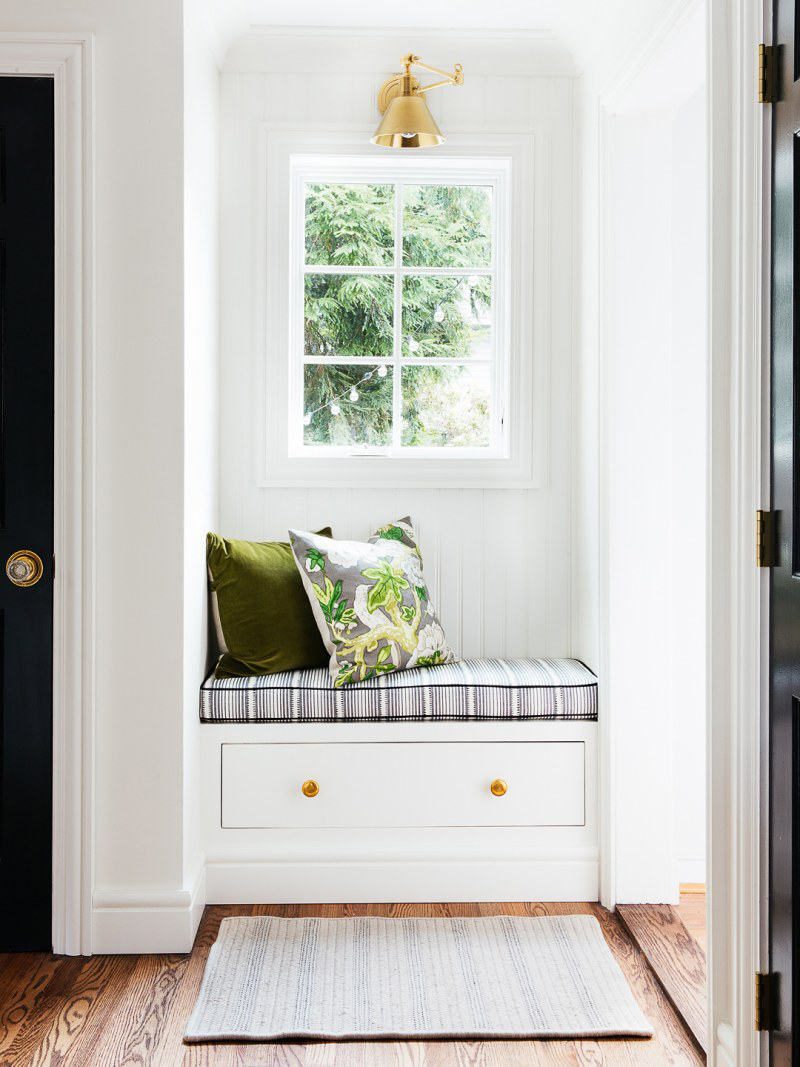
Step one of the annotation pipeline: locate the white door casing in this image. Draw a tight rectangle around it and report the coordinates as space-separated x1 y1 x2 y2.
0 33 96 956
596 0 762 1061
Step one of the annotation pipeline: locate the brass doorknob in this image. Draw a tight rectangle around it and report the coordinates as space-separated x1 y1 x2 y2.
490 779 508 797
6 550 44 588
301 779 320 798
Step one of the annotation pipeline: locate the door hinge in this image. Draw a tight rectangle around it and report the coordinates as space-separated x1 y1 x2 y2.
756 971 775 1031
756 509 775 568
759 43 777 103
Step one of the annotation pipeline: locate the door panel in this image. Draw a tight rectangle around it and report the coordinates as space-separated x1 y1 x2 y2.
0 77 55 951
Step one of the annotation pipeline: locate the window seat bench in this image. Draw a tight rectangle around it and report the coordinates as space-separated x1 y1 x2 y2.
197 658 599 904
200 657 597 724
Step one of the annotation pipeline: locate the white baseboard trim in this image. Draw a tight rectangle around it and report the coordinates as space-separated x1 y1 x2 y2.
189 863 206 941
204 856 599 905
676 856 707 885
91 863 206 954
90 851 599 951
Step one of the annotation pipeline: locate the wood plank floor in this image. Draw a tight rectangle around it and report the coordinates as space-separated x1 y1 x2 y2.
617 895 707 1057
675 890 707 954
0 903 704 1067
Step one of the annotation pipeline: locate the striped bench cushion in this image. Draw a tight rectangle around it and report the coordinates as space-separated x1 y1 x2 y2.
200 658 597 723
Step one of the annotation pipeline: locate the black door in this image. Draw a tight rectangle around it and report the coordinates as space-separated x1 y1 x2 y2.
0 77 55 951
772 0 800 1059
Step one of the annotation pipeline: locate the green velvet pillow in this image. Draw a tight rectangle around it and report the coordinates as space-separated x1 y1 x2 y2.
207 529 332 678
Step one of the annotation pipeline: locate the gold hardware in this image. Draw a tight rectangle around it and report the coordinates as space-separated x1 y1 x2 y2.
755 971 774 1031
759 44 777 104
372 53 464 148
301 779 319 798
490 779 508 797
756 509 774 567
377 73 420 115
6 549 45 588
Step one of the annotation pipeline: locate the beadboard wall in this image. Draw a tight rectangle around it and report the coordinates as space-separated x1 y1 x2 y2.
219 36 579 662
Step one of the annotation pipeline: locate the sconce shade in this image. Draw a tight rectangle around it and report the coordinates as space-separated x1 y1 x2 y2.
371 93 444 148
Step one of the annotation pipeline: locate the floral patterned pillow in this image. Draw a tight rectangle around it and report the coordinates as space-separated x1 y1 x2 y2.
289 518 458 687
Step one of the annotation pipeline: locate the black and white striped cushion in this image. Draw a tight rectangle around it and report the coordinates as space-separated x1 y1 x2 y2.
200 658 597 723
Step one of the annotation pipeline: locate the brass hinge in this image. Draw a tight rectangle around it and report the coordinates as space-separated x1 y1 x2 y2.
759 44 777 103
756 509 775 568
756 971 775 1031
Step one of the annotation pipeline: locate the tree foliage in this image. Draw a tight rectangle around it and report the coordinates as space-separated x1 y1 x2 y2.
303 182 492 447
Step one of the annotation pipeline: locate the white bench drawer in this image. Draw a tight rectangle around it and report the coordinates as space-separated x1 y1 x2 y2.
221 741 585 829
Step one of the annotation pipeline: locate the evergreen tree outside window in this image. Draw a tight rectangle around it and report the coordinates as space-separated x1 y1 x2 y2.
295 169 502 456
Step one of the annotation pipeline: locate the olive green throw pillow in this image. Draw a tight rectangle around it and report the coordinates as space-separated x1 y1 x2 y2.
208 529 332 678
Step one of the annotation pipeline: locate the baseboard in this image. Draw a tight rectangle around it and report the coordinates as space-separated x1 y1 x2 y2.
90 851 598 951
91 862 206 954
204 853 599 904
189 862 206 940
676 857 706 885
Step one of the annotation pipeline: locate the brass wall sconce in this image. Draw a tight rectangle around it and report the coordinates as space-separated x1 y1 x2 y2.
371 53 464 148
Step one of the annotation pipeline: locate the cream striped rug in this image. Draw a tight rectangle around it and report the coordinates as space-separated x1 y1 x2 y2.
184 915 653 1042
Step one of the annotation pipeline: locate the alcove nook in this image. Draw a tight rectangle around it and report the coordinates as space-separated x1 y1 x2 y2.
2 0 764 1060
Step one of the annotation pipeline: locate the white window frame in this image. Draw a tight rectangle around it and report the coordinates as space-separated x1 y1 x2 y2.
290 157 507 461
260 129 539 488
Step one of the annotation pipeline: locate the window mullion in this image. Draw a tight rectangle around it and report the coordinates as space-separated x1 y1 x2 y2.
392 179 403 454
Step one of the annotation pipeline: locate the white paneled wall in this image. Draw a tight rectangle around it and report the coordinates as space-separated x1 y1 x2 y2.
219 44 576 662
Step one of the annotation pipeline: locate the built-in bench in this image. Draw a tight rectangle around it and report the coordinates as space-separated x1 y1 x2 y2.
198 657 599 904
200 657 597 723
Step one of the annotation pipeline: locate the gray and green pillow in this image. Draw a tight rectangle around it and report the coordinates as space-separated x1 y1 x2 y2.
207 529 332 678
289 517 457 687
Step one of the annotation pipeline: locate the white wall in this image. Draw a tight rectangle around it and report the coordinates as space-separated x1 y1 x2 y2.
605 113 678 902
183 0 221 915
2 0 219 951
573 0 707 903
567 0 683 675
218 34 578 663
569 0 698 681
2 0 707 946
670 84 707 885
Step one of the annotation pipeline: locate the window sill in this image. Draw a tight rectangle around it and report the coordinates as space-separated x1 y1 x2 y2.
259 453 542 489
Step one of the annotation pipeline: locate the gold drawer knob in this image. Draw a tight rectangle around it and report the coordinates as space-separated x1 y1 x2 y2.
490 779 508 797
301 779 320 798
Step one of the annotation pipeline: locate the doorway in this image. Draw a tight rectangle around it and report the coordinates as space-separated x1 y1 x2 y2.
598 0 709 1050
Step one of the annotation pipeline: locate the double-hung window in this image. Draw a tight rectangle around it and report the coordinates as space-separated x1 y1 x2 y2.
289 156 510 462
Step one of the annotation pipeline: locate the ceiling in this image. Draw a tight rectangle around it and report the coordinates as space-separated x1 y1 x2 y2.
203 0 640 75
243 0 564 31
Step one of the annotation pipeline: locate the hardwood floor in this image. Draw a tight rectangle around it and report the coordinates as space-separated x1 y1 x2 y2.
617 892 707 1057
675 890 707 954
0 903 704 1067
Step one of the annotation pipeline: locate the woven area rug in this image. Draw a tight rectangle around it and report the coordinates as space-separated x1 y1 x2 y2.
184 915 653 1042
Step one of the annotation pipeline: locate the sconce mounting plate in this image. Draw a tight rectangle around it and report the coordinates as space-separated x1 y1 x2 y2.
377 73 420 114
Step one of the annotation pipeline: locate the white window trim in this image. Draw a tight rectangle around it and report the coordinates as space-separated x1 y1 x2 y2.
259 128 541 488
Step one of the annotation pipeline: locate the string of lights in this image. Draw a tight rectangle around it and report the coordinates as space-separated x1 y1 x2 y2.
303 278 481 424
303 364 389 425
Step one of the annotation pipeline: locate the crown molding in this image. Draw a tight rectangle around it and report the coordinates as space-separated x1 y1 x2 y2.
245 24 556 40
223 27 578 76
